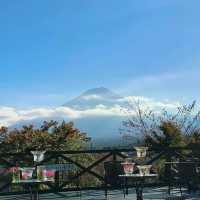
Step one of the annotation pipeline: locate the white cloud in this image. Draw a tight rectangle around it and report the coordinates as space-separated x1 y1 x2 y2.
0 105 124 127
0 96 180 127
119 96 180 109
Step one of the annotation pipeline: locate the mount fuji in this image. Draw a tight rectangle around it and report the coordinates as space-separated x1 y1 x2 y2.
10 87 135 146
63 87 123 109
62 87 130 145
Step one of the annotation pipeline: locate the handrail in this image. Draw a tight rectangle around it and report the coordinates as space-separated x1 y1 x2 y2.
0 144 199 156
0 145 199 196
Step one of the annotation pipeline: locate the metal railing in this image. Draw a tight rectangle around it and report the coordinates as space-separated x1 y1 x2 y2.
0 145 199 196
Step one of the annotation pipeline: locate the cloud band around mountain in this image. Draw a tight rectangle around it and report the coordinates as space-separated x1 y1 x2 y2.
0 96 180 127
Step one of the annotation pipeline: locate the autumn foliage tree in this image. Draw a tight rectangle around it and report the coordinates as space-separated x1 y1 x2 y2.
0 120 90 153
121 101 200 177
145 121 185 148
122 101 200 148
0 121 103 188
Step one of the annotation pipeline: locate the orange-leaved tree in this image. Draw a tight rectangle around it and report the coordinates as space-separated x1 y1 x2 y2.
0 120 90 153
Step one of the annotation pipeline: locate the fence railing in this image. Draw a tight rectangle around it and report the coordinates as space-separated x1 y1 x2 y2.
0 145 199 196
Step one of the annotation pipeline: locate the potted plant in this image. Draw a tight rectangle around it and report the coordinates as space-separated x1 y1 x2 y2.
137 165 152 176
42 169 55 181
21 167 35 180
31 150 46 163
134 147 148 158
121 159 135 175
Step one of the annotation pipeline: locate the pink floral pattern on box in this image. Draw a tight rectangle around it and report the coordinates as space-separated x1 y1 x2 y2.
43 170 55 178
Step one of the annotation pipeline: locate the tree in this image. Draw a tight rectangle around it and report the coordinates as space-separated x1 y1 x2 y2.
121 100 200 148
187 131 200 145
0 120 90 153
0 121 101 188
0 126 8 143
145 121 185 148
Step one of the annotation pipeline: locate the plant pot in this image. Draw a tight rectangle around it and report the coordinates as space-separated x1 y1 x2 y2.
121 162 135 175
134 147 148 158
21 168 35 180
42 169 55 181
137 165 152 176
31 151 46 162
37 166 55 181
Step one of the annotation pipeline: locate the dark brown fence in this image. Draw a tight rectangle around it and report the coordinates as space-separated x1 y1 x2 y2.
0 145 199 196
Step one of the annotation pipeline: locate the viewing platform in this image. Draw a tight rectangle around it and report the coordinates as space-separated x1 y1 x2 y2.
0 146 200 200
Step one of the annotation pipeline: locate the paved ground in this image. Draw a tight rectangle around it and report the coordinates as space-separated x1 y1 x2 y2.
1 187 200 200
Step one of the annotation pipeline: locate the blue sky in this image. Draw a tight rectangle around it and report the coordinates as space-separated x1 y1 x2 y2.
0 0 200 107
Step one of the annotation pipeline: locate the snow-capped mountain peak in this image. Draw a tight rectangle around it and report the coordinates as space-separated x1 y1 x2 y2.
63 87 123 110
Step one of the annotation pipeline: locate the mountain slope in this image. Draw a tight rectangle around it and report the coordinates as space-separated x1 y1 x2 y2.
63 87 123 110
11 87 133 146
